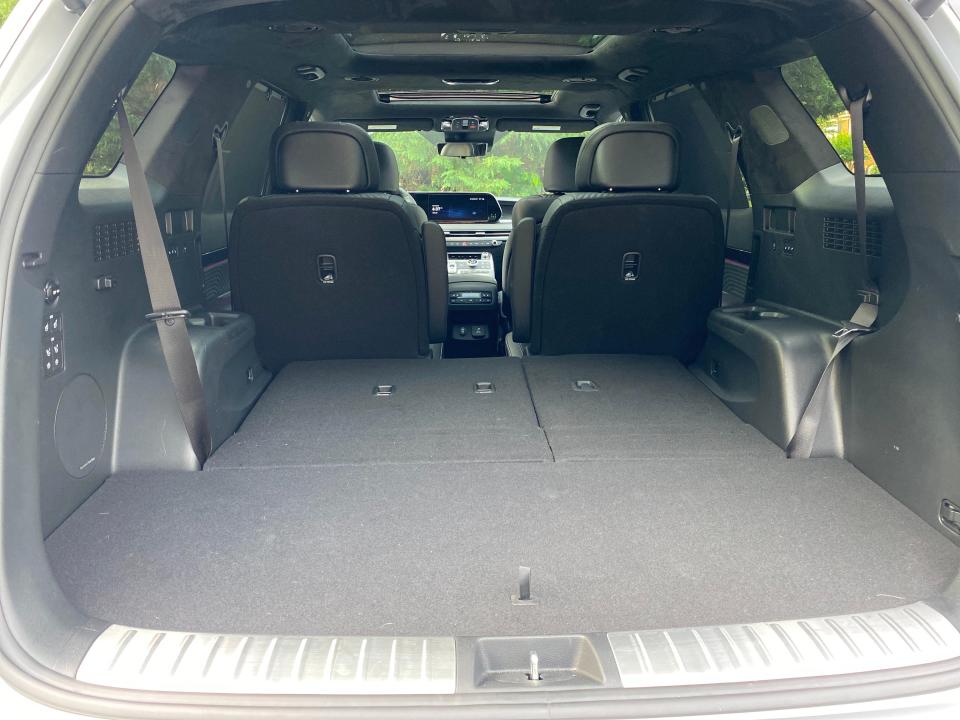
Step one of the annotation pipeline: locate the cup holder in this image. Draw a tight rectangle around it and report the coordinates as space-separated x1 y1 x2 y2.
722 306 789 321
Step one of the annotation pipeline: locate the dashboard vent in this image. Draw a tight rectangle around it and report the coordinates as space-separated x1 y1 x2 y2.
823 216 882 257
445 229 508 237
94 220 140 262
445 228 508 248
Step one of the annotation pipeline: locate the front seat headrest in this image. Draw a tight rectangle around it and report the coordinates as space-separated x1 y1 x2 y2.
575 122 680 192
542 136 585 193
272 122 380 193
374 141 401 193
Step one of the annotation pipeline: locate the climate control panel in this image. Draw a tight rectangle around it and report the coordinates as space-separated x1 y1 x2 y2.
449 289 494 306
447 251 495 279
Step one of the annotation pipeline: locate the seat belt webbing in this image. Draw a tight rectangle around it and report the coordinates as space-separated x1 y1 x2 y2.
786 88 877 459
213 123 230 246
117 98 212 466
723 123 743 248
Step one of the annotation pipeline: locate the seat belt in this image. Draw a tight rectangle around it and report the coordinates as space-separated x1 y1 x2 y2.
117 97 213 466
787 87 877 459
723 122 744 247
212 123 230 245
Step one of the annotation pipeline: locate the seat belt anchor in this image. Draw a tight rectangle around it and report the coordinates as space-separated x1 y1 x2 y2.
857 288 880 306
725 122 743 144
212 122 229 145
146 309 192 326
839 86 873 111
111 89 128 113
833 323 874 340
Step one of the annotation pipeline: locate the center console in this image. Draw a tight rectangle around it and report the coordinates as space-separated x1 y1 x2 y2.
409 192 511 356
445 250 499 356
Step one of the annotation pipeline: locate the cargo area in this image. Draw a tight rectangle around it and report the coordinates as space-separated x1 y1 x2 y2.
45 356 959 638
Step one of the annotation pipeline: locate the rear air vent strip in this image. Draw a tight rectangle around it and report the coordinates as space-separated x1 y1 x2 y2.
379 91 552 104
823 216 882 257
442 78 499 86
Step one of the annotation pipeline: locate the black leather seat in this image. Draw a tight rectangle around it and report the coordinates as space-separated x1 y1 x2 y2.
509 122 724 361
502 136 583 319
512 136 584 227
229 122 446 370
373 141 427 223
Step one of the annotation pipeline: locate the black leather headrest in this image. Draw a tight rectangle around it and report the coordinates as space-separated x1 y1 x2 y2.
575 122 680 192
542 136 584 193
272 122 380 193
374 141 401 193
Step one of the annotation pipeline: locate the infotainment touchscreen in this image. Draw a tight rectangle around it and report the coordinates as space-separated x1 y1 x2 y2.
409 192 502 223
427 194 491 222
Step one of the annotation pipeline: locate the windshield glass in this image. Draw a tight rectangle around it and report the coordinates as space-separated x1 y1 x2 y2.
369 131 587 197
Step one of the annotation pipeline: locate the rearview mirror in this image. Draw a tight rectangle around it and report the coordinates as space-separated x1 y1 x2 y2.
438 142 488 158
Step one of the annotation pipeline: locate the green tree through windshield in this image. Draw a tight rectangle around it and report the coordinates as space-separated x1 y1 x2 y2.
370 131 586 197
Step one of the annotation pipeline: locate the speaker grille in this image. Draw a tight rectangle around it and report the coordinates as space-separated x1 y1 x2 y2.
822 216 882 257
94 220 140 262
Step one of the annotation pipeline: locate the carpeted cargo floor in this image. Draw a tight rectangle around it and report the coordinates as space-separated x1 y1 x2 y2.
45 357 960 637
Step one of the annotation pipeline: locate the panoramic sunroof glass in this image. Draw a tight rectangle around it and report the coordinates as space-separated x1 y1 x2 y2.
343 32 607 48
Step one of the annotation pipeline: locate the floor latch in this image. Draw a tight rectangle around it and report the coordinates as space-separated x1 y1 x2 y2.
512 565 538 606
527 651 541 681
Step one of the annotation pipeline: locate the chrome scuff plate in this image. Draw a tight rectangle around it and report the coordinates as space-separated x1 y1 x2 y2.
77 628 456 694
609 602 960 687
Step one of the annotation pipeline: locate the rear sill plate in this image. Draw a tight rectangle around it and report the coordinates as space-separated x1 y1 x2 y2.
77 630 455 694
609 602 960 687
75 603 960 694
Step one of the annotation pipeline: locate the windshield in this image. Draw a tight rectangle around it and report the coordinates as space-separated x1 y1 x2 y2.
369 131 586 197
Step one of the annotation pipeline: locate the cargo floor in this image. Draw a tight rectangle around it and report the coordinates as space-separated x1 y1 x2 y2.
45 356 960 637
46 458 958 637
206 355 781 468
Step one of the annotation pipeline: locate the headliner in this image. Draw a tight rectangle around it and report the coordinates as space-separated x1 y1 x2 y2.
146 0 872 125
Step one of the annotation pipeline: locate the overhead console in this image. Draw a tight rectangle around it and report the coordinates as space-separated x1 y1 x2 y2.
441 116 491 133
411 192 502 224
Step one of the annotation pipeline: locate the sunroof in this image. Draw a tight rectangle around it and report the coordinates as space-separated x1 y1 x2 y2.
342 32 608 55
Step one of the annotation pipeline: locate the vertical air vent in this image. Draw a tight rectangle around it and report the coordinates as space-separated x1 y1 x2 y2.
822 216 882 257
94 220 140 262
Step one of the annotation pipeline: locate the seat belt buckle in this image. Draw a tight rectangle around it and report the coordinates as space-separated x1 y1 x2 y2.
146 309 192 326
725 122 743 144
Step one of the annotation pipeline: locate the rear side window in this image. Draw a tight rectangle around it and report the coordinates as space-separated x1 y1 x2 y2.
200 83 287 254
782 56 880 175
83 53 176 177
